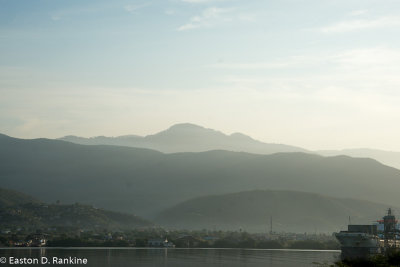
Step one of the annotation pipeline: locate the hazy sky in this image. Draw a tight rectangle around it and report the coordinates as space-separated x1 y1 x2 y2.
1 0 400 150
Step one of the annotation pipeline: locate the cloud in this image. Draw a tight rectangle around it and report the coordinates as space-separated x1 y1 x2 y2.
332 47 400 68
180 0 226 3
213 47 400 97
210 62 293 70
209 54 327 71
177 7 232 31
51 15 61 21
164 8 176 15
237 14 256 22
49 4 114 21
349 9 368 16
211 47 400 76
319 16 400 33
124 3 150 14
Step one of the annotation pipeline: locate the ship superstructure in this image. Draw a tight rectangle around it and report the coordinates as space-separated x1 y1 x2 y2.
335 208 400 260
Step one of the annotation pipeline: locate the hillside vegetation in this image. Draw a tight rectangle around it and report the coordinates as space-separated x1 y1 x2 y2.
0 187 152 230
1 133 400 219
156 190 392 232
0 187 40 208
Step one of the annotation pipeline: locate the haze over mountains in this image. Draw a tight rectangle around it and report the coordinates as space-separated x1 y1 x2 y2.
1 132 400 228
3 123 400 232
0 185 391 233
0 187 151 230
317 149 400 170
60 123 400 170
156 190 393 233
60 123 307 154
0 187 40 208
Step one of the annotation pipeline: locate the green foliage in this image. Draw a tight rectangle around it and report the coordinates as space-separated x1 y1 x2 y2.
47 238 95 247
0 188 40 208
134 238 148 247
336 251 400 267
0 200 152 231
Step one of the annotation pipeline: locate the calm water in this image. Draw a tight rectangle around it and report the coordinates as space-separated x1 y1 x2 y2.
0 248 340 266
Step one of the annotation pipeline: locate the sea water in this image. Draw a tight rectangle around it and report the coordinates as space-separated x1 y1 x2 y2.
0 248 340 266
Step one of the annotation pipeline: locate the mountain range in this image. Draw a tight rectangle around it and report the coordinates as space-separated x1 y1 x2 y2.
59 123 400 169
60 123 307 154
1 186 393 233
1 132 400 221
317 148 400 170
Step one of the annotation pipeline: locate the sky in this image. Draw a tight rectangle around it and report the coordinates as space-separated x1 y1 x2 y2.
1 0 400 150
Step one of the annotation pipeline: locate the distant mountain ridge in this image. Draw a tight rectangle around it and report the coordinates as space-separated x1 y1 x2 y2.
58 123 400 169
60 123 308 154
318 148 400 170
2 133 400 220
156 190 394 233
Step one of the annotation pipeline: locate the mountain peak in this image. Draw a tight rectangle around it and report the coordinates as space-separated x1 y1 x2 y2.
157 123 224 137
167 123 208 131
59 123 307 154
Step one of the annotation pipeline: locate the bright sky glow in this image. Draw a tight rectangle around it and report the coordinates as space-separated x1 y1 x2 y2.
1 0 400 150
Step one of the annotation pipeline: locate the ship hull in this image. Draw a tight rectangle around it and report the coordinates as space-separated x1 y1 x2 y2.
335 232 380 260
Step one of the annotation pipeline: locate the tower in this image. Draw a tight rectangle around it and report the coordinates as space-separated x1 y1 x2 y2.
383 208 396 248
